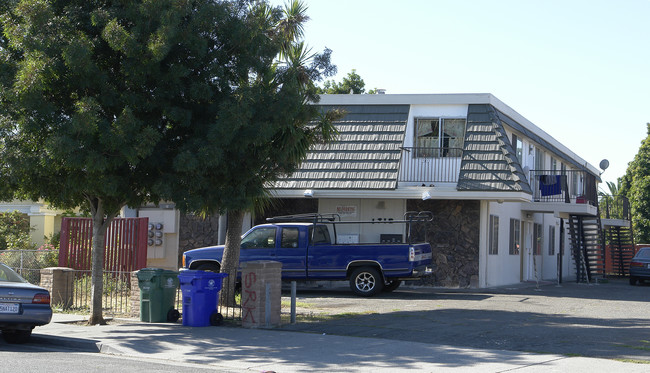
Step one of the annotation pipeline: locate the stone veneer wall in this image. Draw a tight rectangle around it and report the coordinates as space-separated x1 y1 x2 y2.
178 213 220 266
407 199 480 288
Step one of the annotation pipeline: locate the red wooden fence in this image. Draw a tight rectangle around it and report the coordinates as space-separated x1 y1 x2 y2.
59 217 148 272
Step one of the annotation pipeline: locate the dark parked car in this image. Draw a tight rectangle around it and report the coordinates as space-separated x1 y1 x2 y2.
0 263 52 343
629 247 650 286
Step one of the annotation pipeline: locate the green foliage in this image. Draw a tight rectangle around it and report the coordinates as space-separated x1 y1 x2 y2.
0 211 35 251
1 0 339 320
157 0 341 215
620 123 650 243
318 69 367 94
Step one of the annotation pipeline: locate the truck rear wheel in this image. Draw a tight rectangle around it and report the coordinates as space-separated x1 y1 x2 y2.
350 267 384 296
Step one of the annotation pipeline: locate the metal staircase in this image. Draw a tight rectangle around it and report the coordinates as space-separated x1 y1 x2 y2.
604 224 635 276
600 195 636 276
567 214 605 283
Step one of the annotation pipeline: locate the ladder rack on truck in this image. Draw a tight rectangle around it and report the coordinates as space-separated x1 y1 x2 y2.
266 211 434 245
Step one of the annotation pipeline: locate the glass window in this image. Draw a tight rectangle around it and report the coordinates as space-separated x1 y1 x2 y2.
509 219 521 255
548 226 556 256
281 228 300 248
535 147 545 170
489 215 499 255
309 225 331 244
533 223 543 255
512 134 523 162
241 227 276 249
415 118 465 157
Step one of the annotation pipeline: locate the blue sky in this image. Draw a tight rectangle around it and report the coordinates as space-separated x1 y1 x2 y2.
269 0 650 187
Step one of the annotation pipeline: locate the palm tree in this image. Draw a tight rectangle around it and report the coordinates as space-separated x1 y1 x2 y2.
217 0 340 307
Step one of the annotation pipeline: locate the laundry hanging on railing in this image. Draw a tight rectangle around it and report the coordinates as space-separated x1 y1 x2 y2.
539 175 562 196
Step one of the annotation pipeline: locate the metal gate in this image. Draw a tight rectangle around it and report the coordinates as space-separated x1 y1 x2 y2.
59 217 148 272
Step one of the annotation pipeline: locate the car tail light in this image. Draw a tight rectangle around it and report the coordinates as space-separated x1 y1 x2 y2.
630 261 644 267
182 255 186 268
32 293 50 304
409 247 415 262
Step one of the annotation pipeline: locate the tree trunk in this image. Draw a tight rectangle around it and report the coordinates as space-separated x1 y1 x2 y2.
220 209 244 307
87 198 117 325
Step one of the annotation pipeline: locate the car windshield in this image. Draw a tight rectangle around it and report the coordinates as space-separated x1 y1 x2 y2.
635 248 650 259
0 263 27 283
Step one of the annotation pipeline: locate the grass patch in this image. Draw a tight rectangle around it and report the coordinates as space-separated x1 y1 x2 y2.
280 300 315 308
621 344 650 352
281 310 378 323
613 358 650 364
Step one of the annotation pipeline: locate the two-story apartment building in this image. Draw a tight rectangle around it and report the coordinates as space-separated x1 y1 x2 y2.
266 93 604 288
4 93 610 288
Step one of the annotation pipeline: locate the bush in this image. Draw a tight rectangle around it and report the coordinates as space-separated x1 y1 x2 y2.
0 211 36 251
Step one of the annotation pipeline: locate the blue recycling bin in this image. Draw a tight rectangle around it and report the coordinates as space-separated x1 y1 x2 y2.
178 270 228 327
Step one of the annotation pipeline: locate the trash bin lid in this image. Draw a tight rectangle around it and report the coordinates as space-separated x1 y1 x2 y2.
137 268 166 281
178 270 228 279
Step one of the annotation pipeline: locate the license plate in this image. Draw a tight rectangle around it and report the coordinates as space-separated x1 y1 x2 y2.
0 303 19 314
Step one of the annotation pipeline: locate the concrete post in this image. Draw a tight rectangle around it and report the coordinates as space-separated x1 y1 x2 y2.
39 267 74 309
240 261 282 328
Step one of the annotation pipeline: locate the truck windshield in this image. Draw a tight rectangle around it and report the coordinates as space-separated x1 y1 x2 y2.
241 227 276 249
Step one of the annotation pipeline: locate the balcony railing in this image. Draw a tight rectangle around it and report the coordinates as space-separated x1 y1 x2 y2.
529 169 598 206
398 147 462 184
599 194 631 221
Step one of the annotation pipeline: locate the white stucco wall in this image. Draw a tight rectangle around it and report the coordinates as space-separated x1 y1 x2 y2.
482 200 575 287
317 198 407 243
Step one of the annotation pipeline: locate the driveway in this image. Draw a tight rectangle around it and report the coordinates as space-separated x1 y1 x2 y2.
280 278 650 362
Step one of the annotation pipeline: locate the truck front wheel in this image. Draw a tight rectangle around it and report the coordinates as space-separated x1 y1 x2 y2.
350 267 384 297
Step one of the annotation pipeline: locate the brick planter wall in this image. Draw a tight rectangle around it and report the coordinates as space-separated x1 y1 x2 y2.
130 271 140 318
40 267 74 309
240 261 282 328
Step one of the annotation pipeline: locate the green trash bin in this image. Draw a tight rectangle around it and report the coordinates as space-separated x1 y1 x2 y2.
137 268 180 323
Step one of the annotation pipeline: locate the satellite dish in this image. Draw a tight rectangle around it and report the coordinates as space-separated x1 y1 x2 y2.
599 159 610 171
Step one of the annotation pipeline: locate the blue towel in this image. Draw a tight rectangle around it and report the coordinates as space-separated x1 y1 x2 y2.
539 175 562 196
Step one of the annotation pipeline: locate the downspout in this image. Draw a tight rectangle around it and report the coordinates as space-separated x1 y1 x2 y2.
479 200 489 288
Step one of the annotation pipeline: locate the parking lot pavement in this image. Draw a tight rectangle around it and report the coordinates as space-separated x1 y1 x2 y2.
280 278 650 362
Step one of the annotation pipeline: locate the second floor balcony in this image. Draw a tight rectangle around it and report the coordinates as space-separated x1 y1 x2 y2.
397 148 602 217
529 170 598 206
398 147 462 184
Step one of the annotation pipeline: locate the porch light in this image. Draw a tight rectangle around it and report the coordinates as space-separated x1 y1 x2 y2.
304 189 314 198
422 191 431 200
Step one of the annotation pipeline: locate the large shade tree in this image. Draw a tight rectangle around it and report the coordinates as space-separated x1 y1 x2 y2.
0 0 337 323
620 123 650 244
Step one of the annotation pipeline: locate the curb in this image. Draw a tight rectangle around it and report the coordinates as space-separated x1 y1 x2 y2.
31 333 100 353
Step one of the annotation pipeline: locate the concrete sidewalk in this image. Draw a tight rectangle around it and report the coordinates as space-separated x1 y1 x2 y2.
22 313 648 372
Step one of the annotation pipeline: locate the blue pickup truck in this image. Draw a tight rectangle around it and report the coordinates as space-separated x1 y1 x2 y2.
182 213 433 296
